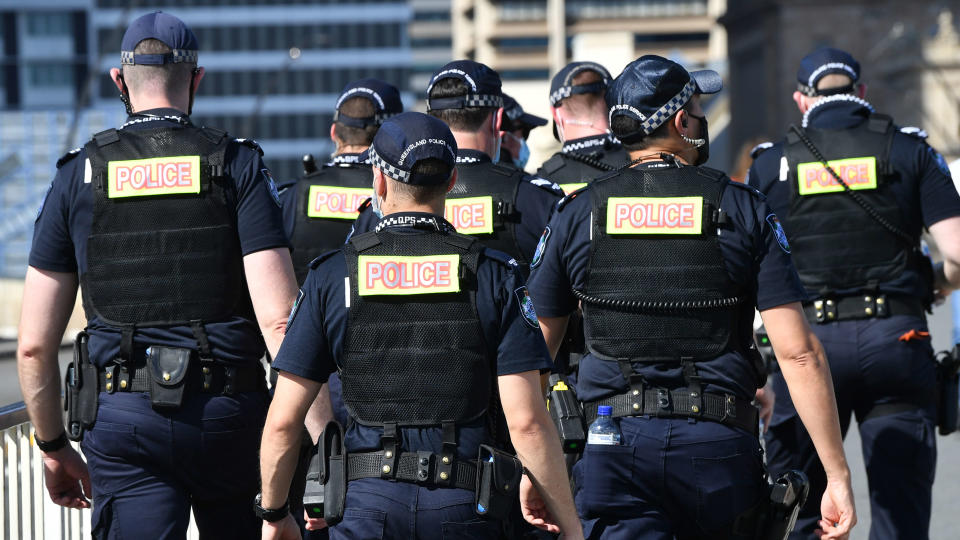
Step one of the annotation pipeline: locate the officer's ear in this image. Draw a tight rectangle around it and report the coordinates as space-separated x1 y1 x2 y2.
110 68 124 93
372 167 388 198
673 109 688 138
792 91 808 114
493 107 504 134
446 168 458 194
191 67 205 93
330 124 338 142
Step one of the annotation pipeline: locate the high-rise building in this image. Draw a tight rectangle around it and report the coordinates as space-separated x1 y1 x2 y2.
410 0 453 97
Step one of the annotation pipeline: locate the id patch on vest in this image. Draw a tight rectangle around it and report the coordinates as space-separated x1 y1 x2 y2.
797 156 877 196
445 196 494 235
560 182 588 194
358 255 460 296
307 185 370 220
606 196 703 235
107 155 201 198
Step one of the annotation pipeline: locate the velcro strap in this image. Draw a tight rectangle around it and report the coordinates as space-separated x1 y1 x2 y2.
347 451 477 491
585 390 758 435
803 294 924 324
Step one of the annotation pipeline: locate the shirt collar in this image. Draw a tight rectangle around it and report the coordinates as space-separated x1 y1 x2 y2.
122 108 191 129
456 149 492 164
562 133 620 154
374 211 457 234
802 95 875 129
329 152 371 166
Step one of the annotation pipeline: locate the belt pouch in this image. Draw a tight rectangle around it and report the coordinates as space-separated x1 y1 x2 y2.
475 444 522 521
936 349 959 435
316 421 346 525
146 346 192 410
66 332 99 441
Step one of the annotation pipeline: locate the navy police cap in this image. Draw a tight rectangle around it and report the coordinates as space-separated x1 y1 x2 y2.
796 47 860 96
426 60 503 111
334 79 403 129
503 94 548 131
606 55 721 139
369 112 458 186
121 11 198 65
549 61 612 106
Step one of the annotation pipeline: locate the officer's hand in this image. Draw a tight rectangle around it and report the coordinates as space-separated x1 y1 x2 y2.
815 477 856 540
754 383 775 433
519 474 562 534
41 446 91 509
304 509 328 531
261 514 301 540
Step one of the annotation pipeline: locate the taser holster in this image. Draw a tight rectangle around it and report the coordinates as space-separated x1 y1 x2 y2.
936 346 960 435
64 331 99 441
733 470 810 540
304 421 346 525
547 373 586 453
475 444 523 521
146 346 192 410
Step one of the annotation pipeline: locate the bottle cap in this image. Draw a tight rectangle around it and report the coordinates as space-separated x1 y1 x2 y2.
597 405 613 416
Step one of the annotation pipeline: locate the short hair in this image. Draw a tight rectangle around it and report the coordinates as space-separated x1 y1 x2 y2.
334 96 378 146
611 102 690 152
556 70 607 118
816 73 855 94
428 77 495 132
121 39 196 98
385 158 451 203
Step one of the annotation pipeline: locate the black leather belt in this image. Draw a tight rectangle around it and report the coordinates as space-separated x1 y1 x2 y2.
347 451 477 491
585 388 759 435
803 294 924 324
98 361 264 395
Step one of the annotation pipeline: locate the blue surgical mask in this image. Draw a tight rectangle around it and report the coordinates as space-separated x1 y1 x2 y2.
371 179 384 219
503 132 530 169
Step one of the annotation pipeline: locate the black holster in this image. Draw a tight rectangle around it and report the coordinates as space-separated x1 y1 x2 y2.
304 421 346 525
734 470 810 540
146 346 192 410
475 444 523 522
65 332 99 441
547 373 586 453
936 347 960 435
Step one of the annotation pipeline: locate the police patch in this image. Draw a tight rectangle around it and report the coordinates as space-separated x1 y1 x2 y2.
263 168 281 207
929 147 951 178
515 287 539 328
531 226 550 269
766 214 790 253
286 289 304 330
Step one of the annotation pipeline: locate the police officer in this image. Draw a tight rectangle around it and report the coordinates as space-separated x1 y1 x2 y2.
500 93 548 170
527 55 857 539
353 60 563 271
748 47 960 540
536 62 628 193
281 79 403 284
257 112 582 540
16 12 297 538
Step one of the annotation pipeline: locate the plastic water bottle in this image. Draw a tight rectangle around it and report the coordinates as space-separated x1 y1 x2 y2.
587 405 621 445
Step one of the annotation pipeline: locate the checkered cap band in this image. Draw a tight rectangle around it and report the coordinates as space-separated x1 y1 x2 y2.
369 147 411 182
121 48 198 65
625 80 696 135
465 94 502 108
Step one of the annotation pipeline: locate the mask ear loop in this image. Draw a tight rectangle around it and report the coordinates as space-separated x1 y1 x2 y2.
679 111 706 148
117 71 133 115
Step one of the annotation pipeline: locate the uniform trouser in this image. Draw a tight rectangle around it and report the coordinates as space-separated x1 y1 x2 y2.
327 478 500 540
81 389 267 539
764 314 937 540
573 417 765 540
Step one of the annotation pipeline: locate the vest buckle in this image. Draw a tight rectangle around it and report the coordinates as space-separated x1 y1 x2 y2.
723 394 737 420
656 388 671 414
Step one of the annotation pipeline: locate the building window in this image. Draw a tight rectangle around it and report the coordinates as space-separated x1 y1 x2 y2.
26 12 71 37
411 37 452 49
28 63 74 87
413 10 451 22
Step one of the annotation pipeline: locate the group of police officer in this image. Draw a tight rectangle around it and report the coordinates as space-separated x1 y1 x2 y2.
15 9 960 540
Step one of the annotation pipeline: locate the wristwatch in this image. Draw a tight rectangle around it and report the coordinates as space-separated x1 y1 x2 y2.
36 431 69 453
253 493 289 522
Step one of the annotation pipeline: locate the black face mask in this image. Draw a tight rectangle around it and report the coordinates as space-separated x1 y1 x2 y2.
684 113 710 166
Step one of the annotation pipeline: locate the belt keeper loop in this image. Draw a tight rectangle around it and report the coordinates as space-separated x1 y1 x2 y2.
436 421 456 486
656 388 671 415
105 364 118 393
416 450 433 483
381 423 399 480
723 394 737 420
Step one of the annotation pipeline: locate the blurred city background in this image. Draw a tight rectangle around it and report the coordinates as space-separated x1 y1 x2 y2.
0 1 958 537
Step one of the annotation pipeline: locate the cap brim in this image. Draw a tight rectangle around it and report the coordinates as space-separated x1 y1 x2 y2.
690 70 722 94
519 113 548 127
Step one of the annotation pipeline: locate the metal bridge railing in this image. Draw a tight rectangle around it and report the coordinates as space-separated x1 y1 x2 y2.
0 402 199 539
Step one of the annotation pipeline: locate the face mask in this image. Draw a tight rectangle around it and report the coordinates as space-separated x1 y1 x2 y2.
681 112 710 166
491 122 502 163
371 177 384 219
502 132 531 169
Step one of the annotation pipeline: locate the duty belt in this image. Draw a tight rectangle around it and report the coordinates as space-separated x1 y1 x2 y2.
347 450 477 491
584 388 759 435
98 360 264 395
803 294 924 324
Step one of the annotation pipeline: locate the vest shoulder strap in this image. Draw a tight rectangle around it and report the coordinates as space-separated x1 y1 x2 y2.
348 231 382 252
442 233 477 251
93 128 120 148
490 162 523 178
200 126 228 144
538 154 566 176
357 197 372 213
867 113 893 134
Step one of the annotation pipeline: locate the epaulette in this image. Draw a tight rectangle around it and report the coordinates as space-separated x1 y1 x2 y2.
234 137 264 156
538 154 565 176
557 184 590 212
481 247 519 268
357 197 372 212
56 147 82 169
899 126 928 140
308 249 342 270
749 141 774 159
525 175 564 196
726 179 767 201
276 179 296 195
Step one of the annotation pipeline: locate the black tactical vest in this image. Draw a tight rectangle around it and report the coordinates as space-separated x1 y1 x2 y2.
536 143 629 192
341 229 490 428
783 115 909 293
447 161 527 263
577 165 746 364
289 164 371 284
81 125 252 327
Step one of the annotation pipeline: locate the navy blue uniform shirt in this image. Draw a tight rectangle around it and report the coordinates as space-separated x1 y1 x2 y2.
30 108 289 366
350 150 563 263
273 211 553 459
526 162 807 401
747 97 960 298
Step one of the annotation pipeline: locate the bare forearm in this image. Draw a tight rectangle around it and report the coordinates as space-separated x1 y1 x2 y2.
259 413 305 509
304 384 333 442
510 416 579 533
17 347 65 440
